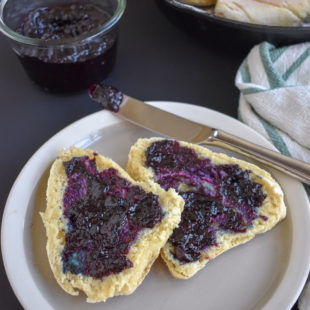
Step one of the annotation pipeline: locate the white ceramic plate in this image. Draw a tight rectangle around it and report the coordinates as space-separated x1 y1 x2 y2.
2 102 310 310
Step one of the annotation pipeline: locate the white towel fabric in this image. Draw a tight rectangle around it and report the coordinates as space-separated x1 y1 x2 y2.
235 41 310 309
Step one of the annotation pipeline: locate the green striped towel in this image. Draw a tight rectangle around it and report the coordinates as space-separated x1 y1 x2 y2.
236 42 310 192
235 41 310 309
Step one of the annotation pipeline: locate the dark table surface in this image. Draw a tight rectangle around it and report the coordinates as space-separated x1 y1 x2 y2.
0 1 302 309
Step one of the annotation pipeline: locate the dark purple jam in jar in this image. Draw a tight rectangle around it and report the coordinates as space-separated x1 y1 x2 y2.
62 155 164 278
145 140 267 264
15 3 118 92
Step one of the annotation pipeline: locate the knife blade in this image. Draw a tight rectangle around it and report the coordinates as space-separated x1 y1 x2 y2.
119 95 212 143
88 83 310 184
118 95 310 184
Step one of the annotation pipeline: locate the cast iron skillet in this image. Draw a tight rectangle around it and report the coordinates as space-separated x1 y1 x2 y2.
158 0 310 48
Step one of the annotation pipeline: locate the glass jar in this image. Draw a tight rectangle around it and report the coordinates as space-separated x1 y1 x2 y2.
0 0 126 92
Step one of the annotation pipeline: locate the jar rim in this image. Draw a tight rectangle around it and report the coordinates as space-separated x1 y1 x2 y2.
0 0 126 47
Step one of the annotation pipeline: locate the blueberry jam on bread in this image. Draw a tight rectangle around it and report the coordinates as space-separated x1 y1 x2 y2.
62 155 164 278
41 147 183 302
145 140 266 263
127 138 286 279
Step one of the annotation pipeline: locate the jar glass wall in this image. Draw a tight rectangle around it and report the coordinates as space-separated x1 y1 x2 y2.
0 0 126 92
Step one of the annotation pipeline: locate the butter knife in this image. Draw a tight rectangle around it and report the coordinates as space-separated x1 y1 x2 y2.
89 84 310 184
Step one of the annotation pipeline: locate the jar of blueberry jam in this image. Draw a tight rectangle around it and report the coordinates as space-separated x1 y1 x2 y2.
0 0 126 92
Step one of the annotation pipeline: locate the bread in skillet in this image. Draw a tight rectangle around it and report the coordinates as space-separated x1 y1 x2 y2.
215 0 310 26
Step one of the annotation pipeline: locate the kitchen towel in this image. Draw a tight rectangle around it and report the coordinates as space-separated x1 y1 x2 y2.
235 41 310 310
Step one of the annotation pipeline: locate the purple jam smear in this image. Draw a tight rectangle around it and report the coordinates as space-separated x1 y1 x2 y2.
16 4 109 41
145 140 267 263
61 155 164 279
89 83 123 112
15 3 117 91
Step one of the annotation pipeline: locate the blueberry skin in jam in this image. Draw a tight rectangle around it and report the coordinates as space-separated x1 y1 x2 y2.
89 83 123 112
61 155 164 279
145 140 267 264
15 3 117 92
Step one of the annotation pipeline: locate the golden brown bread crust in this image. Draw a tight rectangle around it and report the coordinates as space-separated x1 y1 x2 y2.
214 0 310 26
180 0 310 26
127 138 287 279
41 147 184 302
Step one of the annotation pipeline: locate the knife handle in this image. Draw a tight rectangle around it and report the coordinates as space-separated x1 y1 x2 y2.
202 129 310 185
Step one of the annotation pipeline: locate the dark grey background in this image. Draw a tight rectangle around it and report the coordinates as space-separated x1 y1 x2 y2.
0 0 300 309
